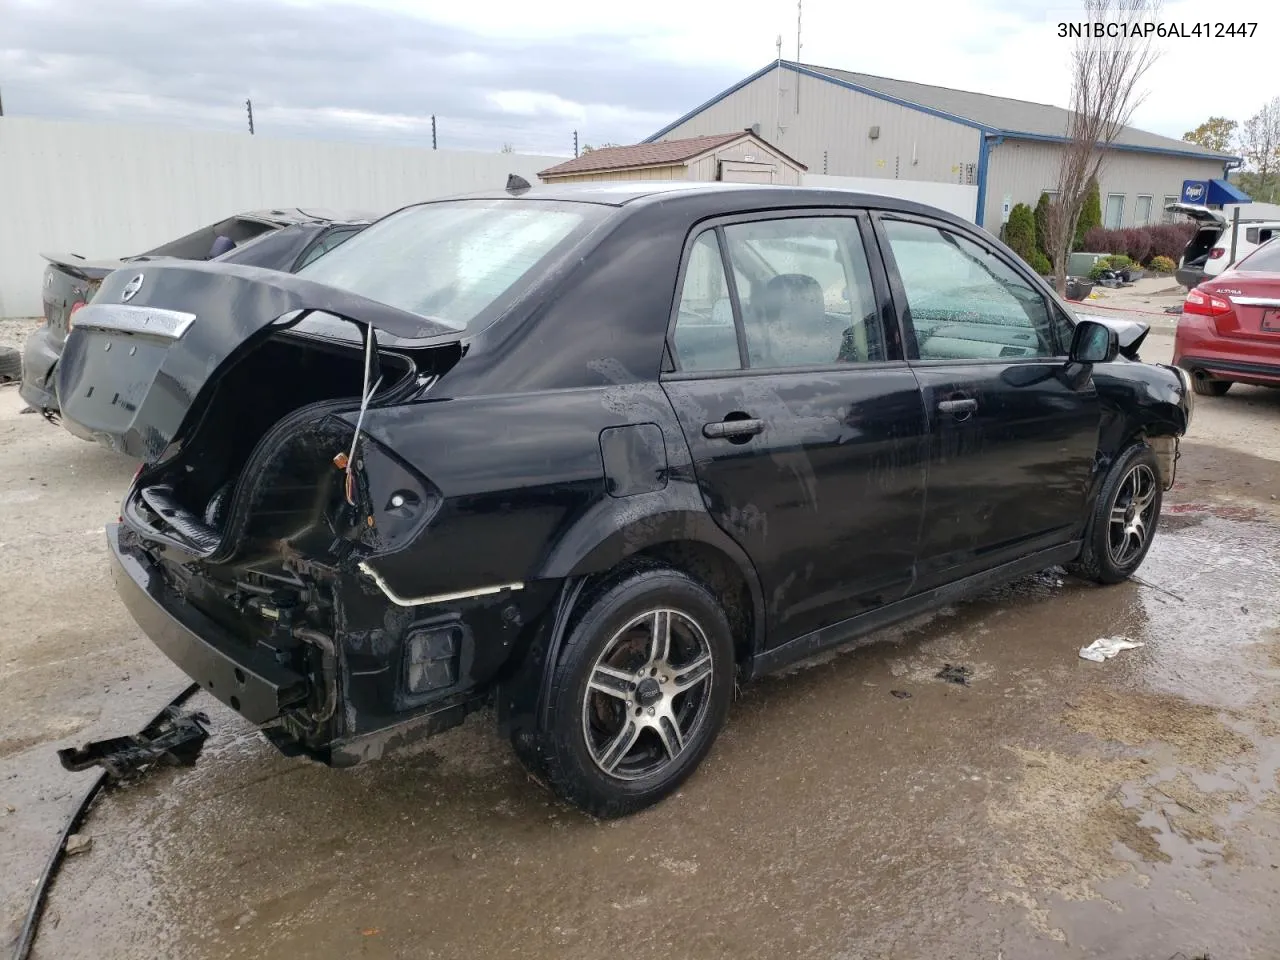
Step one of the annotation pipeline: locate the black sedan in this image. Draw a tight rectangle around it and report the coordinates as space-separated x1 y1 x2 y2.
19 208 374 417
55 182 1192 818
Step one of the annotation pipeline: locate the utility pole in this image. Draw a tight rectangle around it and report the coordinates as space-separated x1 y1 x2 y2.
245 98 255 135
431 114 437 150
574 130 579 157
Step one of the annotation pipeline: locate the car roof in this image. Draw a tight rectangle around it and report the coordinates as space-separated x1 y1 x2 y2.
417 181 974 227
238 208 380 226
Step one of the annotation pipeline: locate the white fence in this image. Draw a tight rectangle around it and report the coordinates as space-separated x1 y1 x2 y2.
1 118 981 318
0 118 561 318
801 174 978 222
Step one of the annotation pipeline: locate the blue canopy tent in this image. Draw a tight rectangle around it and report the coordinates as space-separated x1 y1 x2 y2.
1181 178 1253 207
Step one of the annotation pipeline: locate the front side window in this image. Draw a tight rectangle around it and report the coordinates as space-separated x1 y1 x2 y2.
298 200 603 333
722 216 884 367
882 219 1055 361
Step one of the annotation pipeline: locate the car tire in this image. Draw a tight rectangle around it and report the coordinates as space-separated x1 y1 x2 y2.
529 564 734 819
0 346 21 383
1190 374 1230 397
1068 442 1163 585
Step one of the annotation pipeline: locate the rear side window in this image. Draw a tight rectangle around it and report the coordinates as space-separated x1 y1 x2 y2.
672 231 741 372
1236 237 1280 272
298 200 602 333
883 219 1056 361
724 216 884 367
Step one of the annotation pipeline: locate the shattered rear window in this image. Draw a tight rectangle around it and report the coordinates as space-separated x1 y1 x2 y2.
296 199 602 333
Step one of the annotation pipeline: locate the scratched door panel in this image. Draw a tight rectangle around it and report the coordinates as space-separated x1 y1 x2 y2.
663 366 927 646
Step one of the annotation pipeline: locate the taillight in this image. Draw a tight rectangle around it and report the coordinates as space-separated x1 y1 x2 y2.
1184 288 1232 317
1208 247 1226 260
68 301 86 328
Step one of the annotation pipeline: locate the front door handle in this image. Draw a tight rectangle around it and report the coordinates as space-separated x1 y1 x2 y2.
703 418 765 440
937 398 978 416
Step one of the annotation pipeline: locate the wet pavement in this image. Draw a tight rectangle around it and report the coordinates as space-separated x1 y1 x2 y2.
2 328 1279 959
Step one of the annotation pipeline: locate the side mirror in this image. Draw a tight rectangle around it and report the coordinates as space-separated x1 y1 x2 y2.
1069 319 1119 365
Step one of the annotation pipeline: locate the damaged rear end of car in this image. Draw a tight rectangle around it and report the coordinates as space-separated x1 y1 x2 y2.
59 195 615 766
60 259 538 765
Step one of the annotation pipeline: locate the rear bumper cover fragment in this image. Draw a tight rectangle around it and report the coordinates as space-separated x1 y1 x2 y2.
108 524 307 723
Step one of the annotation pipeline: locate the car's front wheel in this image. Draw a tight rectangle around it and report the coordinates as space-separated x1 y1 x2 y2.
1069 442 1164 584
528 565 734 818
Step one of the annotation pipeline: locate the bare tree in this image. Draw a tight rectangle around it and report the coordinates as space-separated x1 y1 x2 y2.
1239 97 1280 184
1045 0 1160 294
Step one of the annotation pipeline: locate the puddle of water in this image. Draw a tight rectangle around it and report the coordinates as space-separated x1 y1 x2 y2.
28 503 1280 960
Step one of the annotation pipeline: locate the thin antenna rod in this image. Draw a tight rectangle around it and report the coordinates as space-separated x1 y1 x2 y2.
245 98 255 135
775 34 783 142
796 0 802 113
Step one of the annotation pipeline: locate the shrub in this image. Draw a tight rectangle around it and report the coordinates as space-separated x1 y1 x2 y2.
1004 202 1037 261
1075 178 1102 249
1027 250 1052 275
1117 228 1152 265
1149 254 1176 274
1081 225 1114 255
1103 254 1132 271
1034 192 1053 259
1080 223 1196 266
1147 222 1196 262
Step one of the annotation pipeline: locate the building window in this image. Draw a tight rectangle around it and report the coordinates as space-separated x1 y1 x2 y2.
1162 195 1180 222
1104 193 1126 230
1135 195 1153 226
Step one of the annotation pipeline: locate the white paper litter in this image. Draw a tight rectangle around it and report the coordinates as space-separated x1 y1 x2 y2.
1079 636 1145 662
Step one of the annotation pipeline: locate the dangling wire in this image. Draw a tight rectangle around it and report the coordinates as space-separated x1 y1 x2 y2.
345 324 382 506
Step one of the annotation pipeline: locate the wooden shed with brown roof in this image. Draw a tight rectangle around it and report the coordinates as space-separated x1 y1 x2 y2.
538 130 806 185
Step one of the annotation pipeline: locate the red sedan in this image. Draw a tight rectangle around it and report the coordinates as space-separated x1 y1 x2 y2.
1175 237 1280 396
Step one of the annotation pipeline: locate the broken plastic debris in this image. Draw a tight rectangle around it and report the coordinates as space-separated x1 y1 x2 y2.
1079 636 1144 662
936 664 972 686
890 689 912 699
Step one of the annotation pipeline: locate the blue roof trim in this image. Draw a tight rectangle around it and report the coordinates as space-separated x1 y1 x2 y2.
645 61 1237 164
999 130 1238 163
643 62 779 143
788 63 991 132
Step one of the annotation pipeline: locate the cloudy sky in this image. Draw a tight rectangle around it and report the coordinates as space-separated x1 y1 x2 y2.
1 0 1274 157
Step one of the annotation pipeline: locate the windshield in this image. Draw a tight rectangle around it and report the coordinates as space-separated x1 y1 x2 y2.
297 199 602 333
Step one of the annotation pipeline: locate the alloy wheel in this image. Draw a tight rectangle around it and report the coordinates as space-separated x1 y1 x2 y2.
581 609 715 781
1107 463 1158 566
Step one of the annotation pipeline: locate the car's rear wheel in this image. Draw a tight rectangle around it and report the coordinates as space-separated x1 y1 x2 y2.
528 565 734 818
1191 372 1231 397
1068 442 1163 584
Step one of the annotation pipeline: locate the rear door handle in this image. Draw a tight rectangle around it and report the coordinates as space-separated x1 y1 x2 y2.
703 418 765 440
937 398 978 415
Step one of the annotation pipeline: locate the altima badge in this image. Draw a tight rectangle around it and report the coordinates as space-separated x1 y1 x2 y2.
121 273 145 302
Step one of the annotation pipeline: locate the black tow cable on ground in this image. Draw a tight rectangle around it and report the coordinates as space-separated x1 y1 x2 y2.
11 682 202 960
